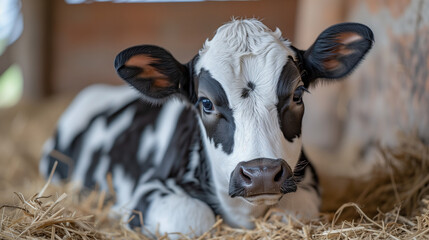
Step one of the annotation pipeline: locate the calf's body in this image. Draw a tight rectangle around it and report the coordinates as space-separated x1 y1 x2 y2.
40 19 373 237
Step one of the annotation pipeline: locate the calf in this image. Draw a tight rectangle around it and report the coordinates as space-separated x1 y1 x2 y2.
40 19 373 237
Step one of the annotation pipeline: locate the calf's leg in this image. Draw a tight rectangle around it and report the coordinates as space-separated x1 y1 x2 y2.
125 179 216 238
145 193 215 237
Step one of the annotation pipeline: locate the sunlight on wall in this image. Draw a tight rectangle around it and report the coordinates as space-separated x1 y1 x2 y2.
0 64 23 108
0 0 23 54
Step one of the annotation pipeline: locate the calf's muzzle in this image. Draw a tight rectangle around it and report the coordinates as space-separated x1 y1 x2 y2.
229 158 297 198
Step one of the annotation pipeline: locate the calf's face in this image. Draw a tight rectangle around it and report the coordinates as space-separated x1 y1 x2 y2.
114 19 373 205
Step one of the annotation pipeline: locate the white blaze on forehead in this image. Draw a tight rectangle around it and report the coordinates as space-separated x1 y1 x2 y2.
200 19 291 57
197 19 293 81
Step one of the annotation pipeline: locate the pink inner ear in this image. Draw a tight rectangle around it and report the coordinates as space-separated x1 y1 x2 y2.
323 58 343 72
152 78 174 88
333 32 361 56
336 32 363 45
125 54 170 86
125 54 158 67
322 32 363 71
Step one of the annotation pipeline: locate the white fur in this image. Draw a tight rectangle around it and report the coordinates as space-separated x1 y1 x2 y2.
145 183 216 238
118 178 215 238
57 85 139 150
93 155 111 191
196 19 307 226
116 179 165 221
111 165 135 210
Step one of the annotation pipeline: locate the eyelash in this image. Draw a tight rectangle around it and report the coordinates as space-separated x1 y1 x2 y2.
293 86 308 104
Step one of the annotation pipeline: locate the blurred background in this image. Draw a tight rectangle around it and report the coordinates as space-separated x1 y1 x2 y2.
0 0 428 212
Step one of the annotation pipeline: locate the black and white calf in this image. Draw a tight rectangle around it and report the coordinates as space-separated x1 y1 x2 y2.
40 19 373 236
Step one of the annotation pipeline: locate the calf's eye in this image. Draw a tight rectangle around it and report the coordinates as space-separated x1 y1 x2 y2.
293 86 308 104
201 98 215 114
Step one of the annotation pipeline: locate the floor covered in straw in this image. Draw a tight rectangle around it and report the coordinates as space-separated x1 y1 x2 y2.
0 98 428 239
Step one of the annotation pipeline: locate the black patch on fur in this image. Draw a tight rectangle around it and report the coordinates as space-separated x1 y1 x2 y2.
247 81 255 91
46 132 70 179
108 100 163 187
293 150 320 196
45 109 113 181
241 88 250 98
198 69 235 154
185 54 199 104
179 135 220 215
276 60 304 142
151 108 201 180
84 148 102 187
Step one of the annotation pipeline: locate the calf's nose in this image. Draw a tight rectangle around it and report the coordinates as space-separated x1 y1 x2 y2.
229 158 296 198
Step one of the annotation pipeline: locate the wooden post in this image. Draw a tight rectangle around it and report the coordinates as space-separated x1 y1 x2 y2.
12 0 52 100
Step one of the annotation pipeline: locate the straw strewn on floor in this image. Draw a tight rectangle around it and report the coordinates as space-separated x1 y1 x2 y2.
0 101 428 239
1 184 428 239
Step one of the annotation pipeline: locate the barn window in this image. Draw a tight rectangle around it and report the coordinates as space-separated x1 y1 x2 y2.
0 0 22 55
0 65 23 108
0 0 23 108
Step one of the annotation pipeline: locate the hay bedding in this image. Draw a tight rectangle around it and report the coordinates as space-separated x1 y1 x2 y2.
0 102 428 239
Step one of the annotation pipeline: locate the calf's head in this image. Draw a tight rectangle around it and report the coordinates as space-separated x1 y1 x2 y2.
114 19 373 205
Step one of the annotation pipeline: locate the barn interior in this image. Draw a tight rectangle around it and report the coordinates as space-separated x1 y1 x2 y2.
0 0 428 239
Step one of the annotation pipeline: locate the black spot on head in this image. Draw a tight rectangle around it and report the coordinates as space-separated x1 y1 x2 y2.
247 81 255 90
240 82 256 99
241 88 250 98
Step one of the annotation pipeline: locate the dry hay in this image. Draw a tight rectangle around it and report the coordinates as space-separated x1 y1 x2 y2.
1 184 428 239
0 134 427 239
0 101 428 239
353 133 429 218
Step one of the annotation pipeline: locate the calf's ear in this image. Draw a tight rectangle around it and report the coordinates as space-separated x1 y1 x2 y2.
114 45 196 104
293 23 374 87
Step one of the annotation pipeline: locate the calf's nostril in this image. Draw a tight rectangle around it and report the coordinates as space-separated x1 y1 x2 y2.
240 167 252 183
273 166 284 182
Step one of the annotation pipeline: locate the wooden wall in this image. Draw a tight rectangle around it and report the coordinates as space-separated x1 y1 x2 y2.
300 0 429 177
39 0 297 96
